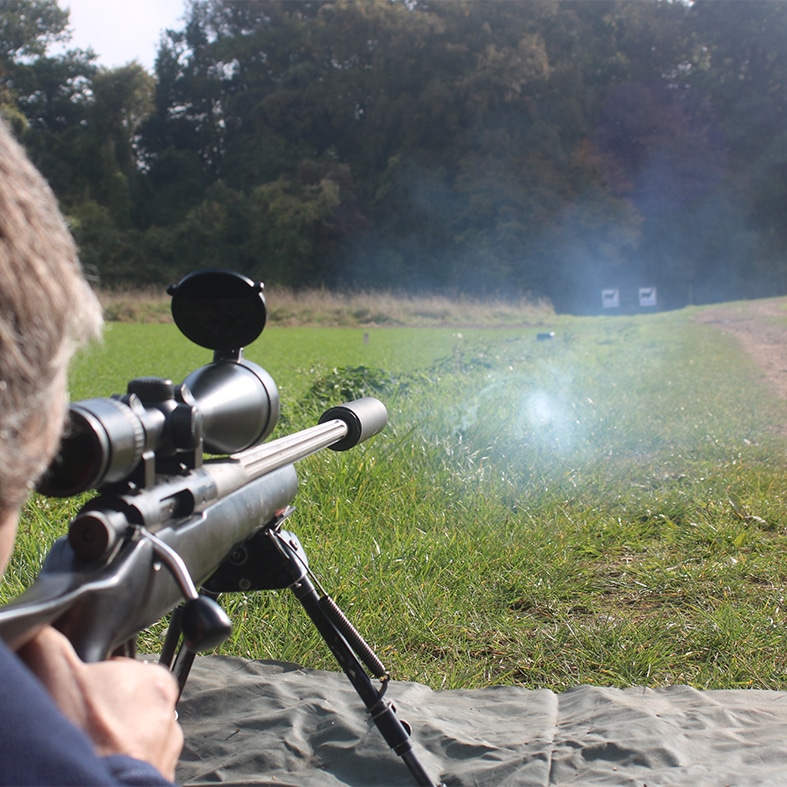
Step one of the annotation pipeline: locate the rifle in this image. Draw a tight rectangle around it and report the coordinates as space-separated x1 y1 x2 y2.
0 270 440 787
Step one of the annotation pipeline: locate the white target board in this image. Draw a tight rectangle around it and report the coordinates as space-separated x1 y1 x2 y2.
639 287 657 307
601 289 619 309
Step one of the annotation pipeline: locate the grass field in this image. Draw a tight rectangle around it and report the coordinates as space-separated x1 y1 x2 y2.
6 300 787 692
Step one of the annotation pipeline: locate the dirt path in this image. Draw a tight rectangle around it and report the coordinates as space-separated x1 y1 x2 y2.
695 297 787 400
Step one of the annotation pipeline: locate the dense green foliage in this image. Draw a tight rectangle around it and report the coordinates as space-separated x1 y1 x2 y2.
2 0 787 311
6 306 787 691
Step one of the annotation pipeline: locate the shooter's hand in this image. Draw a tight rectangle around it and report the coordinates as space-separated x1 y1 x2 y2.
17 626 183 780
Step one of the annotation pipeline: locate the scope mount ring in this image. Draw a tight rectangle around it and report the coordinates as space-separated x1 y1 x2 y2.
168 269 267 353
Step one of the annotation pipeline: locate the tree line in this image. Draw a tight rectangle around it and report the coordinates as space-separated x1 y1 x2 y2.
2 0 786 312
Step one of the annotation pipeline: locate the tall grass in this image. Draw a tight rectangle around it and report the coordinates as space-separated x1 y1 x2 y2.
98 285 553 327
5 302 787 692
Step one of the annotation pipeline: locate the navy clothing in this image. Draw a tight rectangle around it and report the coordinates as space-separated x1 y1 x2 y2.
0 639 173 785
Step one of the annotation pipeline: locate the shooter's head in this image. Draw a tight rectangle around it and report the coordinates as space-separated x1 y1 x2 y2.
0 120 103 528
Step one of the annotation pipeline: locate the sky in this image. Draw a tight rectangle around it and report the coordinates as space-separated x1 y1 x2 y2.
58 0 188 71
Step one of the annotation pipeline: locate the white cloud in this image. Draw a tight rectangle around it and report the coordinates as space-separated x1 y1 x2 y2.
60 0 187 71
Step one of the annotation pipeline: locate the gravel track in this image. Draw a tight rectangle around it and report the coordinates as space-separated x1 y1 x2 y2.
696 297 787 401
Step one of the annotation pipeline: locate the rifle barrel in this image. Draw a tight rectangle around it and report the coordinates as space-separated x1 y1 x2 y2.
234 418 347 479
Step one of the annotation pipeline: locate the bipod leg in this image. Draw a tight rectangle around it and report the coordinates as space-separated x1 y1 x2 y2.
270 529 440 787
158 603 198 698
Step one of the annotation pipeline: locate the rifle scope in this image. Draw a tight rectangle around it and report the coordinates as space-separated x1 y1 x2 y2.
38 270 279 497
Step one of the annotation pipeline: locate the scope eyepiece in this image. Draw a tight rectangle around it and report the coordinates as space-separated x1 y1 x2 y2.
38 398 155 497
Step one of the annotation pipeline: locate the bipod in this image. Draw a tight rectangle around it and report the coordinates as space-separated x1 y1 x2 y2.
162 509 441 787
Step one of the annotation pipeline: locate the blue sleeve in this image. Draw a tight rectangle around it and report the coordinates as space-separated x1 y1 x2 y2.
0 641 174 786
102 755 175 786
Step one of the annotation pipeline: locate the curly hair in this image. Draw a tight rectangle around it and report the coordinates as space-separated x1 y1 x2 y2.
0 120 103 513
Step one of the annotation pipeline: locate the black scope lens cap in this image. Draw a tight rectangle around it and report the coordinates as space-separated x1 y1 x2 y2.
168 269 267 351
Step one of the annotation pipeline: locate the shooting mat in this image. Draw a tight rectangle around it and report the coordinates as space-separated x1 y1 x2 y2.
176 655 787 786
